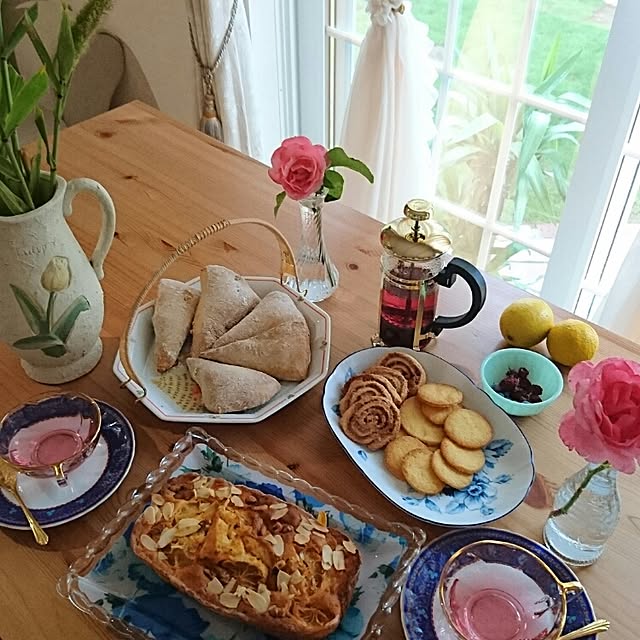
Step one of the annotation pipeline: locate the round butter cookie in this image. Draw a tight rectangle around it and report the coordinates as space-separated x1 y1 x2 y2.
417 383 463 407
444 408 493 449
377 352 427 396
400 397 444 446
420 401 459 425
401 449 445 495
440 437 485 474
431 449 473 490
365 366 409 402
384 435 427 479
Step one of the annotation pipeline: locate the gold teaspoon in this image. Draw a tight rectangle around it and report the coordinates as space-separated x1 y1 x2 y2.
558 619 611 640
0 459 48 545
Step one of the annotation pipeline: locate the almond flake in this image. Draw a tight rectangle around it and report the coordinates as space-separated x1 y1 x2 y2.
277 570 291 591
332 549 345 571
299 520 314 531
272 534 284 557
206 577 224 595
219 593 241 609
290 570 303 585
199 502 209 512
178 517 200 529
143 506 157 525
196 486 211 499
215 486 231 500
269 502 287 511
322 544 333 570
257 583 271 605
270 508 287 520
264 533 277 545
299 551 305 562
140 534 157 551
312 522 329 533
294 532 310 545
343 540 357 555
311 531 326 541
157 551 168 561
224 578 237 594
151 493 165 506
162 502 175 521
230 495 244 508
157 527 176 548
245 589 269 614
230 486 243 495
175 524 200 537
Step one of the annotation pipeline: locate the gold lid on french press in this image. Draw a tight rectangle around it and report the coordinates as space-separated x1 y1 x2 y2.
380 198 452 261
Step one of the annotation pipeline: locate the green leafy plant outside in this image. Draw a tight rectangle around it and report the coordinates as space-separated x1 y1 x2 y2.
0 0 112 216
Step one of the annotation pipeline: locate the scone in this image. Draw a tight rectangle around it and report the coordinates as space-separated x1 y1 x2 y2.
131 474 361 640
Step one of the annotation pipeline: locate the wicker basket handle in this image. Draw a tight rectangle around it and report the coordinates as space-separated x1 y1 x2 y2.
118 217 300 398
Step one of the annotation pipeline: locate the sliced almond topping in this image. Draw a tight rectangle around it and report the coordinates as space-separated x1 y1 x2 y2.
140 534 157 551
343 540 357 555
157 527 176 548
312 522 329 533
294 532 310 545
196 486 211 499
264 533 277 545
234 585 247 598
157 551 168 561
162 502 174 521
299 551 305 562
272 534 284 557
215 486 231 500
322 544 333 570
269 502 287 511
224 578 237 594
230 486 243 495
290 569 303 585
257 583 271 604
332 549 346 571
230 495 244 508
219 592 241 609
199 502 210 512
177 517 200 529
299 520 314 531
151 493 165 506
311 531 326 541
245 589 269 614
270 508 287 520
143 506 157 525
174 524 200 537
276 570 291 591
206 577 224 595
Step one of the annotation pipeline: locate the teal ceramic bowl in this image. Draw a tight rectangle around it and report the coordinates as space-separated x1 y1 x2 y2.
480 348 564 417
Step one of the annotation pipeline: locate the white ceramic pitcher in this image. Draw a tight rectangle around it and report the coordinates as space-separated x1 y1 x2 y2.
0 177 115 383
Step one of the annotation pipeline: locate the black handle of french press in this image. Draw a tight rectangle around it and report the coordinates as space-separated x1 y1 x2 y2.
430 257 487 335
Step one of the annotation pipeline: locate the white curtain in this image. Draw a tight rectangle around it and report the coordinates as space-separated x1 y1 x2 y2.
340 1 438 222
594 232 640 343
187 0 263 159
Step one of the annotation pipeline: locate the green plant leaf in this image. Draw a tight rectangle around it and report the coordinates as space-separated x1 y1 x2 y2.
55 6 76 80
0 179 27 214
24 16 60 91
516 110 551 182
1 4 38 58
0 63 23 116
3 67 48 134
42 344 67 358
273 190 286 217
34 106 51 159
12 334 65 350
446 113 499 146
51 295 90 342
552 161 569 198
525 156 552 210
558 91 591 110
323 168 344 202
326 147 374 183
540 34 561 83
533 50 582 98
10 284 46 332
71 0 113 58
0 153 17 178
28 144 41 196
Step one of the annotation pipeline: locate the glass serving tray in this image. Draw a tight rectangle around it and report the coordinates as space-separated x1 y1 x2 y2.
58 427 426 639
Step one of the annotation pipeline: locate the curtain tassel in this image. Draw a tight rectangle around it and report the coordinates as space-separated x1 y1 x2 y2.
200 93 223 141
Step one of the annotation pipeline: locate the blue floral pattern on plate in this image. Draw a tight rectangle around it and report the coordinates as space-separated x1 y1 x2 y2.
323 347 536 527
83 444 408 640
401 528 596 640
0 402 134 528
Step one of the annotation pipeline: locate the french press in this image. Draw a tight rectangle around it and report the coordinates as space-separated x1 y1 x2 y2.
372 199 487 350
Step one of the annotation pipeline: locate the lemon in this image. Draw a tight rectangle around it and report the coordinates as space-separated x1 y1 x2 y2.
546 319 599 367
499 298 554 348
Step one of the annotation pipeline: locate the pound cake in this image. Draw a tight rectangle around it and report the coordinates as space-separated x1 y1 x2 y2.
131 473 361 639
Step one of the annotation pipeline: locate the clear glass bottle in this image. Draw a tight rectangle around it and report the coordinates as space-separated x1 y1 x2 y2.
283 191 339 303
543 463 620 566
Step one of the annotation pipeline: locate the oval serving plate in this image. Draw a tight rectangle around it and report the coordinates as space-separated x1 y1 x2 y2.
322 347 535 527
114 277 331 424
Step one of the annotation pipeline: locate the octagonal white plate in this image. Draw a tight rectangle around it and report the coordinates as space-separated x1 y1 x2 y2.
322 347 535 527
113 277 331 424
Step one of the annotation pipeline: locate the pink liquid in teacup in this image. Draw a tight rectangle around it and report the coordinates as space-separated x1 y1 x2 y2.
8 416 91 468
445 562 556 640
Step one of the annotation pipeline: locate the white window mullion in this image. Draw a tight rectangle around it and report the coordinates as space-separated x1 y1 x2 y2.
541 0 640 310
476 0 539 269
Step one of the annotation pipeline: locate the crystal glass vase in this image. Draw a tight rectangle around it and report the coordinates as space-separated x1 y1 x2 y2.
284 192 339 303
543 463 620 566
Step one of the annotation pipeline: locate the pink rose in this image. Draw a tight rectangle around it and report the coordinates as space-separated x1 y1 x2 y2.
268 136 329 200
559 357 640 473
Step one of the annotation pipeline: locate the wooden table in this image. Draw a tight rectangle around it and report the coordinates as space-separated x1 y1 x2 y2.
1 102 638 639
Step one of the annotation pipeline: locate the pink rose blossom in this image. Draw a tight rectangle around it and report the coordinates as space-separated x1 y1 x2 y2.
268 136 329 200
559 357 640 473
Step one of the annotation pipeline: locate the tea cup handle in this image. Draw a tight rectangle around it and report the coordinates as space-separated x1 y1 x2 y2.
63 178 116 281
560 581 584 599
